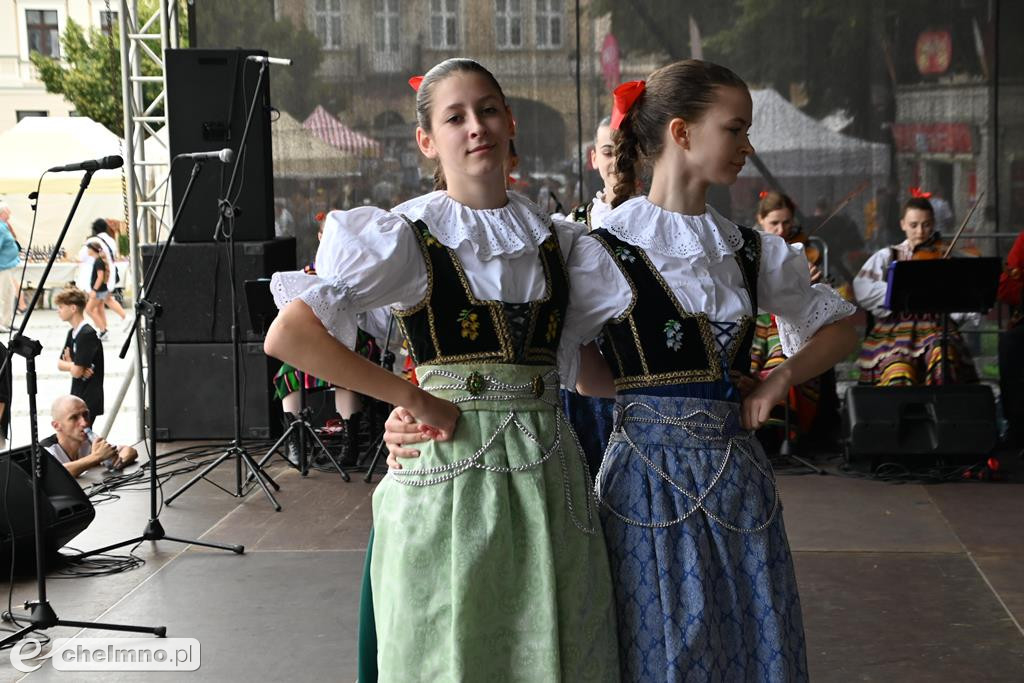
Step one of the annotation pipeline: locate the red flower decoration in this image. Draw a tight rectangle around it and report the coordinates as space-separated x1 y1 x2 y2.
610 80 646 130
408 75 424 92
315 211 326 223
909 186 933 199
758 190 769 200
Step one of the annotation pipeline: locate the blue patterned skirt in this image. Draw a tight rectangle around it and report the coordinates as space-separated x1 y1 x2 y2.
596 393 808 682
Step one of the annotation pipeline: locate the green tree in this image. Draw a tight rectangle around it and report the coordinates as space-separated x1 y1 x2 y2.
30 19 126 135
29 0 188 137
198 0 325 119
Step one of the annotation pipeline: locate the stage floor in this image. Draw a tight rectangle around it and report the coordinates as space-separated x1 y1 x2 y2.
2 444 1023 681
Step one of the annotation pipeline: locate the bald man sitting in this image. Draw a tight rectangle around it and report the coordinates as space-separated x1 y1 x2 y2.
41 395 137 477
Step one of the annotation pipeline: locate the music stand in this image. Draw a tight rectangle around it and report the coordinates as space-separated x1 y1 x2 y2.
885 257 1002 383
244 279 349 481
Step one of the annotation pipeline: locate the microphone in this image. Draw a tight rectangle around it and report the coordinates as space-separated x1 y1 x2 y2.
176 148 235 163
246 55 292 66
47 155 123 173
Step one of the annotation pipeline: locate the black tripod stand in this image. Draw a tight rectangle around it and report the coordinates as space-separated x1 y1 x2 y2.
0 169 164 648
73 159 244 561
257 383 348 479
243 279 349 481
164 57 282 511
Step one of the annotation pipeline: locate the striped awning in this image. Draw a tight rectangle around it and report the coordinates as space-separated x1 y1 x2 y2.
302 105 381 158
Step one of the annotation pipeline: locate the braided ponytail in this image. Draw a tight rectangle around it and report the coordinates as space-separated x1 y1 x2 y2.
611 113 640 208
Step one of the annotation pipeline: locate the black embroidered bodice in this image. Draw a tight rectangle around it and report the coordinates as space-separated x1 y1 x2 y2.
570 202 591 228
393 218 569 366
590 226 761 392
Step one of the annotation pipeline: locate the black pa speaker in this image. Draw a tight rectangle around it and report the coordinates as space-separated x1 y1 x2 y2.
153 342 283 441
140 238 295 343
165 48 274 242
0 445 95 568
843 385 998 471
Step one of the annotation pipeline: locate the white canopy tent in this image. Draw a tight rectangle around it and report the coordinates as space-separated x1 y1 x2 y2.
743 89 890 179
0 117 128 252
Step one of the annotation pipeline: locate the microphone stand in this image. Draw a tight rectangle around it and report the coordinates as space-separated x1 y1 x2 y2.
164 58 281 510
72 159 245 561
0 170 164 648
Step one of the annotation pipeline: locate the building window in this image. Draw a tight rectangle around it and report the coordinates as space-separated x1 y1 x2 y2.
100 10 118 36
535 0 562 49
495 0 522 49
313 0 343 49
373 0 400 54
430 0 459 49
16 110 48 122
26 9 60 58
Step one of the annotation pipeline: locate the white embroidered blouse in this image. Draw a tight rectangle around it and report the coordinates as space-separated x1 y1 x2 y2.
558 196 856 384
270 192 855 388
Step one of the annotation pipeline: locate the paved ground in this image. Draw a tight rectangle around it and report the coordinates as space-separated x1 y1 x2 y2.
0 309 1022 681
7 307 144 453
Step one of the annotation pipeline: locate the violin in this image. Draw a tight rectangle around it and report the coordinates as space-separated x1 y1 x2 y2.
784 228 825 282
910 232 948 260
909 191 985 261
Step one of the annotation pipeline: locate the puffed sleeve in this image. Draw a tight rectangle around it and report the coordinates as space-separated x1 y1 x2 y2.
557 227 632 387
757 233 857 357
852 247 893 318
269 206 428 349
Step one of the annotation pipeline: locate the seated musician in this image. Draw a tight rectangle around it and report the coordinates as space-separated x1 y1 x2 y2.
997 230 1024 446
749 192 840 450
853 196 978 386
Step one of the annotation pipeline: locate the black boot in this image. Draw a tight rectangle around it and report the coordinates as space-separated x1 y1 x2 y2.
281 412 302 467
340 412 363 467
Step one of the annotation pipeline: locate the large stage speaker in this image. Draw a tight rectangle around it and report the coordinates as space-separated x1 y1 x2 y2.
165 48 274 242
843 385 998 471
153 342 282 441
0 445 95 567
140 238 295 343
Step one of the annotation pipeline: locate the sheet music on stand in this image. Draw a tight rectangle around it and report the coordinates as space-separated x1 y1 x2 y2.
244 278 277 337
884 258 1001 314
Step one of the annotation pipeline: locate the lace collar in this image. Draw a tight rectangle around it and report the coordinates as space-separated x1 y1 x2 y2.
590 190 612 230
391 190 552 261
601 196 744 262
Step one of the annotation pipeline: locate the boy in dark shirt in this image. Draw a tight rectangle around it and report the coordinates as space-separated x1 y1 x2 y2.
54 287 104 426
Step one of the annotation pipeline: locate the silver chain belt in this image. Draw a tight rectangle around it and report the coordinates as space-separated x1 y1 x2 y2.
389 368 597 535
596 401 780 534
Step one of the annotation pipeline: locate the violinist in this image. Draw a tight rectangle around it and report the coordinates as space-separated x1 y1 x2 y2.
756 191 822 282
853 196 978 386
997 230 1024 446
749 192 840 451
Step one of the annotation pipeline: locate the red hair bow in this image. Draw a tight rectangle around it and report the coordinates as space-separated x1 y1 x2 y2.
758 190 769 200
315 211 327 223
610 80 646 130
408 75 424 92
909 186 932 199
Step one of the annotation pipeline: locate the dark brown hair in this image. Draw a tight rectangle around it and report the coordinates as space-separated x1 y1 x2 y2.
901 196 934 219
54 287 88 311
415 58 509 191
757 192 796 219
611 59 748 207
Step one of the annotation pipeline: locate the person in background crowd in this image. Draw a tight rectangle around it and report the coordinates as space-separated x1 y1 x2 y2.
0 201 22 331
